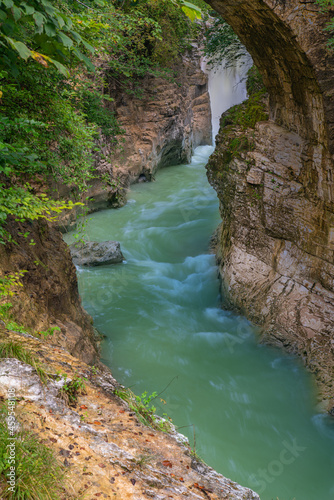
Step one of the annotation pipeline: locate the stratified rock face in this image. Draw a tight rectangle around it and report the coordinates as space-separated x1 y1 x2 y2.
207 105 334 412
70 241 124 267
106 44 212 181
204 0 334 410
0 218 99 364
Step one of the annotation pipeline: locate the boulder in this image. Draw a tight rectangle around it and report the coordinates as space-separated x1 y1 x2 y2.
69 241 124 267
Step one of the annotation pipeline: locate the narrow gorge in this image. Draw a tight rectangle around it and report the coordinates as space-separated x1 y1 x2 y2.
1 1 334 499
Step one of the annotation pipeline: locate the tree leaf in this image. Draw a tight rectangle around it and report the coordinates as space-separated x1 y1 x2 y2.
181 4 201 21
48 57 69 77
3 36 31 60
82 39 95 54
72 47 95 71
44 22 56 37
54 13 65 29
57 31 73 48
70 30 82 43
11 5 22 21
3 0 14 8
21 3 34 16
33 11 45 28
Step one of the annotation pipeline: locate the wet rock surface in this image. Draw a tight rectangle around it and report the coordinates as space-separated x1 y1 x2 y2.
70 241 124 267
0 328 260 500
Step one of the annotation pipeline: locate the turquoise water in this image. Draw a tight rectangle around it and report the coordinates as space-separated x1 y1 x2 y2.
65 146 334 500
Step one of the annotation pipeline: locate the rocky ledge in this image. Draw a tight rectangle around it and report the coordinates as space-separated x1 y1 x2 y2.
0 327 259 500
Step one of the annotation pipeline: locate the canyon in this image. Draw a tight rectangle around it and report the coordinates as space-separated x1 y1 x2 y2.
1 1 334 498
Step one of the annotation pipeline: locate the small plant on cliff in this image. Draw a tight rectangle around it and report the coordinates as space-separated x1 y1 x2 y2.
0 403 66 499
114 387 159 427
203 14 248 68
58 375 87 405
37 326 61 338
0 272 26 297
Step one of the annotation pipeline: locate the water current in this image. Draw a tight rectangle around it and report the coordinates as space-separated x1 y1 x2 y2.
65 145 334 500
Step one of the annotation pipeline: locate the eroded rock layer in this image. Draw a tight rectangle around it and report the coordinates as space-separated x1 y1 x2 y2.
207 103 334 412
0 218 99 364
204 0 334 410
108 44 212 180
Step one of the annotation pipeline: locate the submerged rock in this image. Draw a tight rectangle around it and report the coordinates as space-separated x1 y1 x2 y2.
69 241 124 266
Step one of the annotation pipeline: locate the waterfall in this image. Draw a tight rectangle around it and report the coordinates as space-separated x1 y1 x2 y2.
202 55 253 144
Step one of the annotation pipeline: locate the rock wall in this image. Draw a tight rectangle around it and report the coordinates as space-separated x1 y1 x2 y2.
57 43 212 231
107 43 212 181
207 96 334 412
204 0 334 411
0 218 99 364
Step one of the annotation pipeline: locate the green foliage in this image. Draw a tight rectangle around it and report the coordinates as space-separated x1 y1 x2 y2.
221 90 268 131
135 390 158 414
316 0 334 51
0 0 203 246
0 271 26 297
37 326 61 338
246 65 265 96
115 387 158 427
136 0 196 67
81 89 122 138
58 374 87 404
0 341 49 383
0 403 65 499
203 15 247 68
0 0 95 77
0 66 97 185
114 387 173 431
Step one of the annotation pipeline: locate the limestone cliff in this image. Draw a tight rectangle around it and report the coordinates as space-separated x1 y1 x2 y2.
0 218 99 364
207 86 334 412
57 43 211 231
204 0 334 412
107 43 211 180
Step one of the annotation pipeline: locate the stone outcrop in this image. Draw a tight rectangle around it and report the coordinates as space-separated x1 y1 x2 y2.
70 241 124 267
204 0 334 411
107 43 212 181
0 327 260 500
0 218 99 364
207 97 334 413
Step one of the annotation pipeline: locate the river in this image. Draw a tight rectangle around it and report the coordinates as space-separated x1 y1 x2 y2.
64 63 334 500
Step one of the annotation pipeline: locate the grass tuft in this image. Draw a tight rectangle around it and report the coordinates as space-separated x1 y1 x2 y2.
0 404 65 499
0 341 49 384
